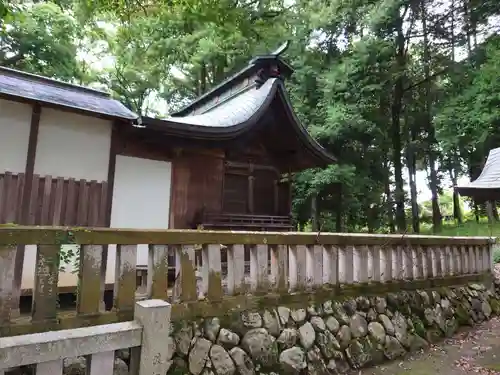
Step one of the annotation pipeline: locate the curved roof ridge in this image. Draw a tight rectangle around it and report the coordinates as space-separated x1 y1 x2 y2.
274 81 336 164
142 78 336 167
172 41 294 117
160 78 278 128
456 147 500 194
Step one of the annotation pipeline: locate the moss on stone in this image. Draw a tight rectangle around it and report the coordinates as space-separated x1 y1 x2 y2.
425 328 442 344
411 316 426 339
443 318 458 338
167 281 500 375
455 303 472 326
489 298 500 315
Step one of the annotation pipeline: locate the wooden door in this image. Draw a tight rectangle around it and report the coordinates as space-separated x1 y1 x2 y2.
223 172 248 213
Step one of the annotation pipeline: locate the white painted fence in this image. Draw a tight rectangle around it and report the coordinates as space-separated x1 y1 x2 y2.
0 300 172 375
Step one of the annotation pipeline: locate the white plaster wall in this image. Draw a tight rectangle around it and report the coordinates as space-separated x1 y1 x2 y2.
107 155 172 284
21 245 81 290
0 99 32 174
0 99 37 291
34 108 111 181
22 108 112 290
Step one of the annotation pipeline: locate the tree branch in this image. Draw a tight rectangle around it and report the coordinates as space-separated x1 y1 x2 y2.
402 68 449 92
1 52 24 67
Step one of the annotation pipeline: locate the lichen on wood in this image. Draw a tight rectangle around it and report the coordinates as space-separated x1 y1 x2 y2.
0 226 494 246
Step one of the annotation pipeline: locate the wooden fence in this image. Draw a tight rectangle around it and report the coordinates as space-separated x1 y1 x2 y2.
0 173 107 226
0 299 172 375
0 226 494 337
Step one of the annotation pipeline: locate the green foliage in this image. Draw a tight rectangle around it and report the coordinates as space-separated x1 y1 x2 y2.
4 0 500 234
436 36 500 156
493 247 500 264
1 3 83 81
418 191 465 223
59 245 81 274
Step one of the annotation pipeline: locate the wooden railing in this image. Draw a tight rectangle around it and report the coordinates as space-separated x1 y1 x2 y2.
200 212 292 230
0 227 494 336
0 299 172 375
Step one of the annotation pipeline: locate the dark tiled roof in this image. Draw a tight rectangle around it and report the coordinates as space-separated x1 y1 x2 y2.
143 75 336 167
171 55 293 117
0 67 138 120
141 41 337 168
163 78 276 127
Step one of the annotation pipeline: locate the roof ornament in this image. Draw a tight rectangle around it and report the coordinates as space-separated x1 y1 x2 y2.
254 41 291 88
271 40 290 56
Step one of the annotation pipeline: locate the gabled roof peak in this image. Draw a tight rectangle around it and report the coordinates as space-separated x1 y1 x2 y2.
171 41 294 117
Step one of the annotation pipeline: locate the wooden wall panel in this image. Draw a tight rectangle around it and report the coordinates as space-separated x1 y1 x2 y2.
278 181 291 216
253 170 276 214
114 130 293 228
0 173 107 226
223 173 248 213
0 172 25 224
170 153 224 229
190 153 223 214
170 158 190 229
115 131 225 229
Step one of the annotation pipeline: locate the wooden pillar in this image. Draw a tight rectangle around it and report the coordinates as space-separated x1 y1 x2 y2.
98 121 119 309
20 103 41 223
248 176 254 213
105 122 118 228
248 164 254 214
273 179 279 215
12 103 41 318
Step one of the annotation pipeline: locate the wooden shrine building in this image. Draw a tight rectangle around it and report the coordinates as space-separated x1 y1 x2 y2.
119 41 336 231
0 41 336 291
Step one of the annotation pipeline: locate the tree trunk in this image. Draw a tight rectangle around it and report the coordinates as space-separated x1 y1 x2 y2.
383 157 396 233
428 161 441 231
336 186 343 232
449 0 463 225
486 201 495 224
311 194 319 231
452 189 462 223
448 161 463 224
392 17 407 232
467 154 480 222
199 62 207 95
421 0 442 233
406 123 420 233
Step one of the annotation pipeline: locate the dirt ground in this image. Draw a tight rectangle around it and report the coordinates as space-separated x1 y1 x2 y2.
360 316 500 375
361 265 500 375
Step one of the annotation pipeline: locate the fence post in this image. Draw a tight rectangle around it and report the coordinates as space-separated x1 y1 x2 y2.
490 240 497 272
131 299 172 375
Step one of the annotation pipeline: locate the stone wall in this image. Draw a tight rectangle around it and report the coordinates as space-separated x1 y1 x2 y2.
167 282 500 375
5 283 500 375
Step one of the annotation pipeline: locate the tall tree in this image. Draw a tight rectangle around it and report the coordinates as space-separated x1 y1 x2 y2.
1 2 83 81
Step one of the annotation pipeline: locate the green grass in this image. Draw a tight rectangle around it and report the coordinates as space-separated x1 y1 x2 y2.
484 364 500 371
426 221 500 237
420 220 500 263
